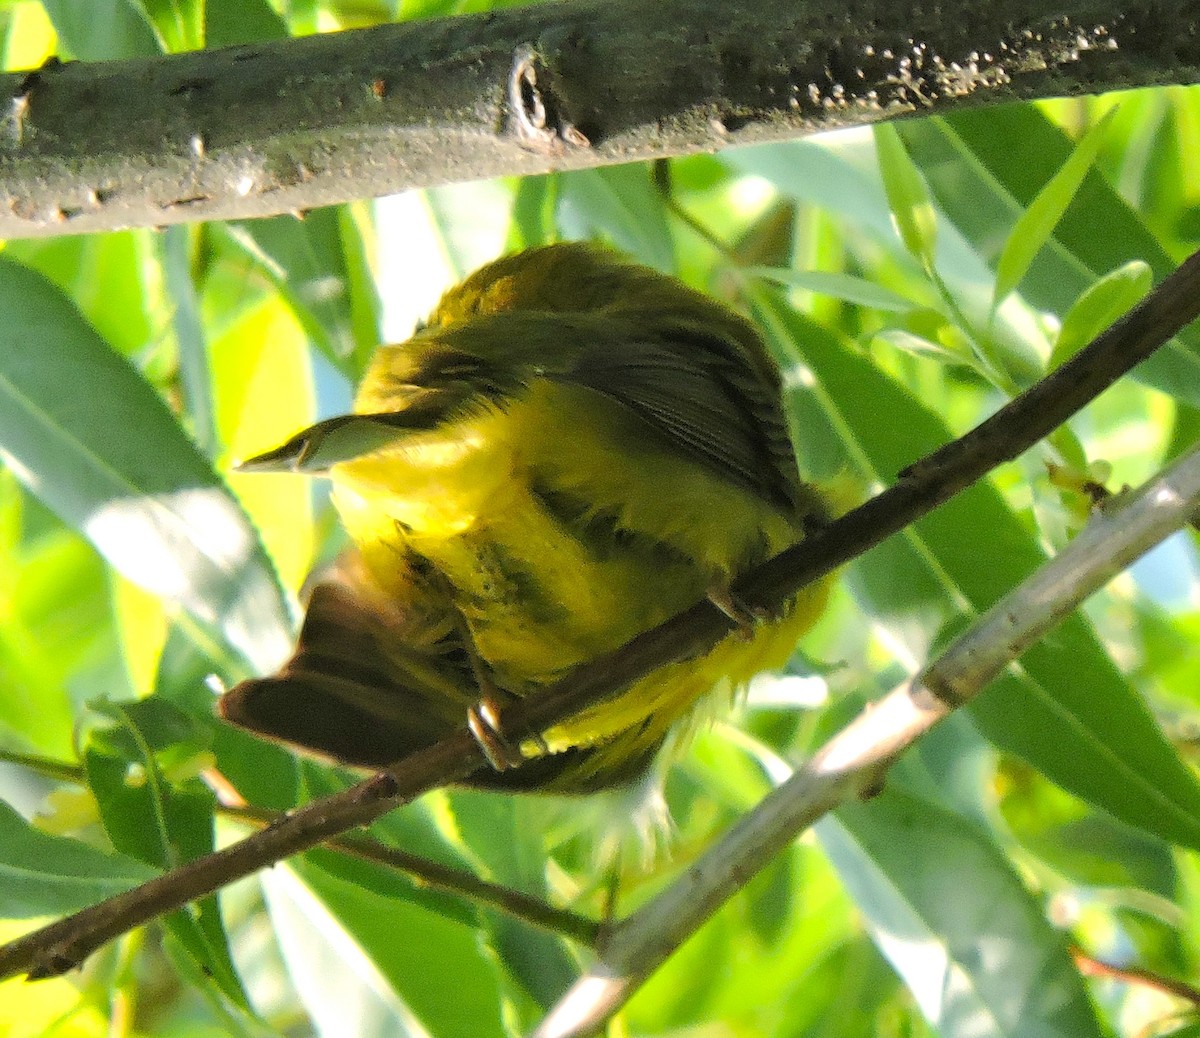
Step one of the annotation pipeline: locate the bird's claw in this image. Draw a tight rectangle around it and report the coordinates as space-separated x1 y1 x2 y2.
707 585 769 640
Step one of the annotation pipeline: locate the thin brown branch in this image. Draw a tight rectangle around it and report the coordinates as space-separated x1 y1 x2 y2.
1071 943 1200 1006
1 749 599 944
2 0 1198 238
223 803 601 946
2 247 1199 982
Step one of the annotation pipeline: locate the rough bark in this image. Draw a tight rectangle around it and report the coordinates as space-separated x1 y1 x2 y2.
1 0 1196 239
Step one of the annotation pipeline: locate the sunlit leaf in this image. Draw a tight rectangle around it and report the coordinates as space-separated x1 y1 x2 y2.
557 165 676 272
206 0 288 45
0 801 156 918
874 123 938 271
820 788 1104 1038
993 109 1118 308
1050 260 1153 369
269 862 508 1038
899 109 1200 407
752 287 1200 850
750 266 920 312
39 0 159 58
0 258 293 674
136 0 202 51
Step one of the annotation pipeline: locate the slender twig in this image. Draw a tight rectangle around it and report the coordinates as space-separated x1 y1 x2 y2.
0 748 85 784
1 749 598 946
222 803 600 946
534 439 1200 1038
1071 944 1200 1006
652 160 735 258
2 247 1200 982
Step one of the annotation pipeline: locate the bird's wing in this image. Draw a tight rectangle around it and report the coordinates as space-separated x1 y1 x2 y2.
561 324 803 513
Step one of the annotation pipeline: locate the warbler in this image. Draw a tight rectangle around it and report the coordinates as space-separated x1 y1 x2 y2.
220 242 829 792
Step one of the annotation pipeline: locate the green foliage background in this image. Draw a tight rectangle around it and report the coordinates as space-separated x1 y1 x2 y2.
2 1 1200 1036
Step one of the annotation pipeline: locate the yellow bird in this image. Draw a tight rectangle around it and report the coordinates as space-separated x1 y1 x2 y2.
220 242 829 792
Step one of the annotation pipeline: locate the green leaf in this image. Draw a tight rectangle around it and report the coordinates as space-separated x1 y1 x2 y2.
443 790 578 1007
206 0 288 45
279 860 508 1038
88 696 211 765
870 324 977 367
820 788 1104 1037
0 511 117 757
161 226 216 454
722 139 896 243
83 698 248 1008
993 109 1117 308
136 0 202 51
874 123 938 270
0 258 293 674
0 800 156 918
7 233 157 362
1050 260 1153 369
219 209 379 375
751 288 1200 850
508 174 559 251
898 109 1200 408
299 766 481 928
83 699 214 894
557 165 676 272
40 0 160 58
749 266 920 312
999 773 1176 892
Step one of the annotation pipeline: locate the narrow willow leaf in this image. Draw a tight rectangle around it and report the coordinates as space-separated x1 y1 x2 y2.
820 789 1104 1038
272 862 508 1038
221 209 368 373
0 801 156 918
752 288 1200 849
723 138 898 244
262 869 424 1038
0 258 292 674
137 0 202 51
557 166 676 273
509 174 560 251
871 326 976 366
84 699 248 1008
40 0 160 59
84 698 212 871
205 0 287 45
874 123 938 270
993 109 1118 309
300 766 480 928
999 774 1175 893
749 267 920 312
161 225 215 454
443 790 578 1006
898 110 1200 408
1050 260 1153 369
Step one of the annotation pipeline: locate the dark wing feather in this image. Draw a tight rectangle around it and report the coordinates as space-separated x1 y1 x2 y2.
219 581 473 769
562 327 803 513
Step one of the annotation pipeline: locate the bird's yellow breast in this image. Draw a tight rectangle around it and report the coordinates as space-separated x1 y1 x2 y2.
223 242 831 793
331 379 823 760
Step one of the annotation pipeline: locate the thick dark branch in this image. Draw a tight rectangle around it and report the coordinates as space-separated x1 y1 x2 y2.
2 247 1199 983
2 0 1197 239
